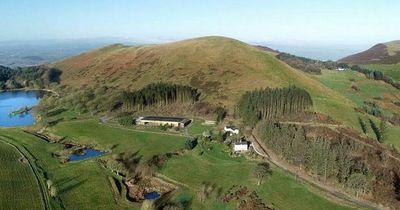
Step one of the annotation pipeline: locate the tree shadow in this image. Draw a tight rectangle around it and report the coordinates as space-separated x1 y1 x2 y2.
58 179 87 195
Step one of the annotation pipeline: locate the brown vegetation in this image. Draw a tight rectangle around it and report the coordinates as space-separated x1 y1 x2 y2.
341 42 400 64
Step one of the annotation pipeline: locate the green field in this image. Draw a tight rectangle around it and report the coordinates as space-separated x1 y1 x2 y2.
0 118 355 210
161 142 352 210
362 63 400 81
188 119 215 135
0 120 187 210
0 139 45 210
49 119 186 159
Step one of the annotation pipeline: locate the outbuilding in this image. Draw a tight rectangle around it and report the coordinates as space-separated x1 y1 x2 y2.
136 116 192 128
224 126 239 135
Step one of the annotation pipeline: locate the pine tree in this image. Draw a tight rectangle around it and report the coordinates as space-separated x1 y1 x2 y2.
358 117 368 134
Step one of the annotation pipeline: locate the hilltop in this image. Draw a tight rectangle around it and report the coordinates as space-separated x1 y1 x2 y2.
340 40 400 64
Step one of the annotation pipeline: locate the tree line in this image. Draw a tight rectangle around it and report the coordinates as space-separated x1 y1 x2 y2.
0 65 61 90
257 121 370 197
351 65 400 89
358 116 388 143
121 82 200 110
237 86 313 126
276 53 346 74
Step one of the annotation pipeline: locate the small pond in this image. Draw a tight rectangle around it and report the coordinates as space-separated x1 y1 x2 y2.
0 90 45 127
69 149 108 162
144 191 161 200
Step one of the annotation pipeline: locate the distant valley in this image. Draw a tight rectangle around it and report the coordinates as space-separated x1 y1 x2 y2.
0 38 140 67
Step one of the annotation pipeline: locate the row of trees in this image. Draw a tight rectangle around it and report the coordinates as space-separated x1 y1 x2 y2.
121 83 200 110
351 65 400 89
358 117 388 143
237 86 313 126
257 122 370 196
276 53 346 74
360 101 383 118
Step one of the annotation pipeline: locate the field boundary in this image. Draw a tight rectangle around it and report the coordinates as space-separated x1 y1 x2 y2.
0 136 51 210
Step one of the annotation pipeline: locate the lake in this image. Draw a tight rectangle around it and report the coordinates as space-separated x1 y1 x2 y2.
0 90 44 127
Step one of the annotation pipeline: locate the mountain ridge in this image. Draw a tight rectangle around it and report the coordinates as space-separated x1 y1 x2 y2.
340 40 400 64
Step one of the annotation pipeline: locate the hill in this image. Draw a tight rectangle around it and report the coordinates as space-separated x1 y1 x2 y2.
340 40 400 64
37 36 400 209
51 36 355 119
53 36 298 105
253 45 279 54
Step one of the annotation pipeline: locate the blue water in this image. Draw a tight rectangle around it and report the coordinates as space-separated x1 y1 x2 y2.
69 149 107 162
0 90 44 127
144 192 161 200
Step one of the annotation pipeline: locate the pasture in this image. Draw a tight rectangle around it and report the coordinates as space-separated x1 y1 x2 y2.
362 64 400 81
0 139 45 210
314 70 400 147
0 118 357 209
0 119 187 210
160 141 352 210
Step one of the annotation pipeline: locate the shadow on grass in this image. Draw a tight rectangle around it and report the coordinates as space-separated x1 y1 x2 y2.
58 179 87 195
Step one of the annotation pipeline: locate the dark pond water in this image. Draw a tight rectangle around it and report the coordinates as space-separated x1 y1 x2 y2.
144 191 161 200
69 149 108 162
0 90 44 127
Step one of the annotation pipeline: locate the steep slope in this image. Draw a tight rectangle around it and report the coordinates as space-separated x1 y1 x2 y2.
51 36 358 126
340 40 400 64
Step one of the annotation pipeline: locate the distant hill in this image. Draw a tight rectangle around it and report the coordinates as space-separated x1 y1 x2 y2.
0 38 138 68
340 40 400 64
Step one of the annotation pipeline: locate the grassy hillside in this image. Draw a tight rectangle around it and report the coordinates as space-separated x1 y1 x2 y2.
161 142 352 210
52 36 299 106
314 70 400 146
340 41 400 64
52 36 360 129
361 63 400 81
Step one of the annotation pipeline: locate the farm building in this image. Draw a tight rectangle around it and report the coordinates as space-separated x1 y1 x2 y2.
224 126 239 135
233 141 250 152
136 116 192 128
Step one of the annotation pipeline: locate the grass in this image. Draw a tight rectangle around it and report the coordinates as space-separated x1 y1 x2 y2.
49 119 186 159
361 64 400 81
160 141 353 210
50 36 395 147
0 139 45 210
0 119 187 210
0 129 116 210
188 119 215 135
314 70 400 147
0 118 357 210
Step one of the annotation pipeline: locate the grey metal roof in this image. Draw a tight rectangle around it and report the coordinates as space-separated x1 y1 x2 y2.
141 116 190 123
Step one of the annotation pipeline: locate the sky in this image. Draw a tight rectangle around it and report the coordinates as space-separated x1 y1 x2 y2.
1 0 399 46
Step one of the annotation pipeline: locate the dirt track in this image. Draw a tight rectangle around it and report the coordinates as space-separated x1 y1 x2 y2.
249 132 385 210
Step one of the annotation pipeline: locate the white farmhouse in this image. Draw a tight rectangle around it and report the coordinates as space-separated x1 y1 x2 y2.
233 141 249 152
224 126 239 135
